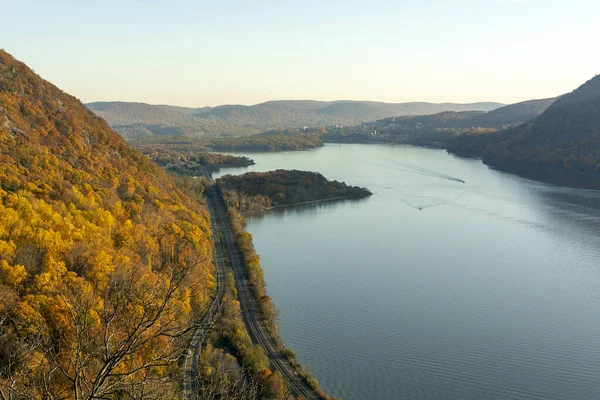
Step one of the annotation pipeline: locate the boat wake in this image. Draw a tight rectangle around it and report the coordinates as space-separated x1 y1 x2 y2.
397 163 465 184
359 159 465 183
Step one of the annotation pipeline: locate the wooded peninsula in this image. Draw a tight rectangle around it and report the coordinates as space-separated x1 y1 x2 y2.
217 170 372 213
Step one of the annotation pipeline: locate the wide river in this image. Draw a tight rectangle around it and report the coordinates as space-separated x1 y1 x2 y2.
214 144 600 400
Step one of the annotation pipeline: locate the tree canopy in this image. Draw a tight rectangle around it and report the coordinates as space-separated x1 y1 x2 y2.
0 50 214 398
218 170 371 212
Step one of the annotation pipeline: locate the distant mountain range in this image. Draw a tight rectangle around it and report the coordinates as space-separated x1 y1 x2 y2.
333 74 600 179
358 98 556 133
324 97 556 142
86 100 504 139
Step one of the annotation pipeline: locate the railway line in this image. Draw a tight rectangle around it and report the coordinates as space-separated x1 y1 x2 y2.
209 187 319 400
182 193 227 399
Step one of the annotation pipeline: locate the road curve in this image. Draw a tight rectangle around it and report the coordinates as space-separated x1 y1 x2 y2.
209 187 319 400
182 193 227 399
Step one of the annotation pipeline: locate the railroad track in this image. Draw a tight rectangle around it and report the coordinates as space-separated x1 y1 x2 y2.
209 188 319 400
182 194 227 399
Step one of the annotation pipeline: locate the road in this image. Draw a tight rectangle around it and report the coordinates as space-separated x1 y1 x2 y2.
209 187 319 400
182 193 227 399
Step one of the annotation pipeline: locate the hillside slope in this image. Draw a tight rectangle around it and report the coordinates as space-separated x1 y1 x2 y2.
87 99 503 139
451 75 600 175
471 97 556 127
0 50 213 398
323 97 554 143
379 97 555 130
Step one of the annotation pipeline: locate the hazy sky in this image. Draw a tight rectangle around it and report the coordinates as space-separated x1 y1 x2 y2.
2 0 599 106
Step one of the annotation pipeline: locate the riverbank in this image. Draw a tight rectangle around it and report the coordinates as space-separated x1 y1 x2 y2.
210 186 332 399
232 144 600 400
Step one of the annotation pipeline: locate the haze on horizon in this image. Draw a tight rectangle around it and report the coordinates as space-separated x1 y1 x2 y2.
2 0 599 107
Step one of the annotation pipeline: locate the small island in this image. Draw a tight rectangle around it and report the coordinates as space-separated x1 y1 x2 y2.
217 169 372 212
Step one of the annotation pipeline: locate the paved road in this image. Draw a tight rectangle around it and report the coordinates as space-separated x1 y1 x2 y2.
182 193 227 399
209 188 319 400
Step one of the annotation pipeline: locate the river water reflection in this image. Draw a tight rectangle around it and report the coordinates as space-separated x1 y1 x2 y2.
215 144 600 400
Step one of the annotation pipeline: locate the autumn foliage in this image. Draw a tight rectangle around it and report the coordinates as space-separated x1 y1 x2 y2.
0 50 214 398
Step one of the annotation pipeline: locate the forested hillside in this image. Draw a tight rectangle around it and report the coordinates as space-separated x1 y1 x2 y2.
322 97 555 143
0 50 214 398
87 100 503 139
470 97 556 127
465 75 600 174
133 133 324 153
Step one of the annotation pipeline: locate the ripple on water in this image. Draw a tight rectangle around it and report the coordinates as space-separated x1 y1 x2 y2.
240 144 600 400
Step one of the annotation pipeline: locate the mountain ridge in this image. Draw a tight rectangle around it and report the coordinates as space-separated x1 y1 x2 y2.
322 97 556 143
443 75 600 176
86 99 504 139
481 77 600 172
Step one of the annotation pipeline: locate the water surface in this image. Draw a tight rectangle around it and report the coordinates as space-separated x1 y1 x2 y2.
215 144 600 400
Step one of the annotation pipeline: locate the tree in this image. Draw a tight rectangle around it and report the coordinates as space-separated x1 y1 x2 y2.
258 296 279 335
0 237 202 400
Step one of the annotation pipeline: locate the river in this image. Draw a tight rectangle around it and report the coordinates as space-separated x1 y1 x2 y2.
213 144 600 400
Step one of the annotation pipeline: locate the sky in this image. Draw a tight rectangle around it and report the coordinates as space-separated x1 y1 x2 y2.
2 0 599 107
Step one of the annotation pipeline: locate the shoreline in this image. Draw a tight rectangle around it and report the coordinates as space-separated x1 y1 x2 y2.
210 186 329 399
266 196 348 210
